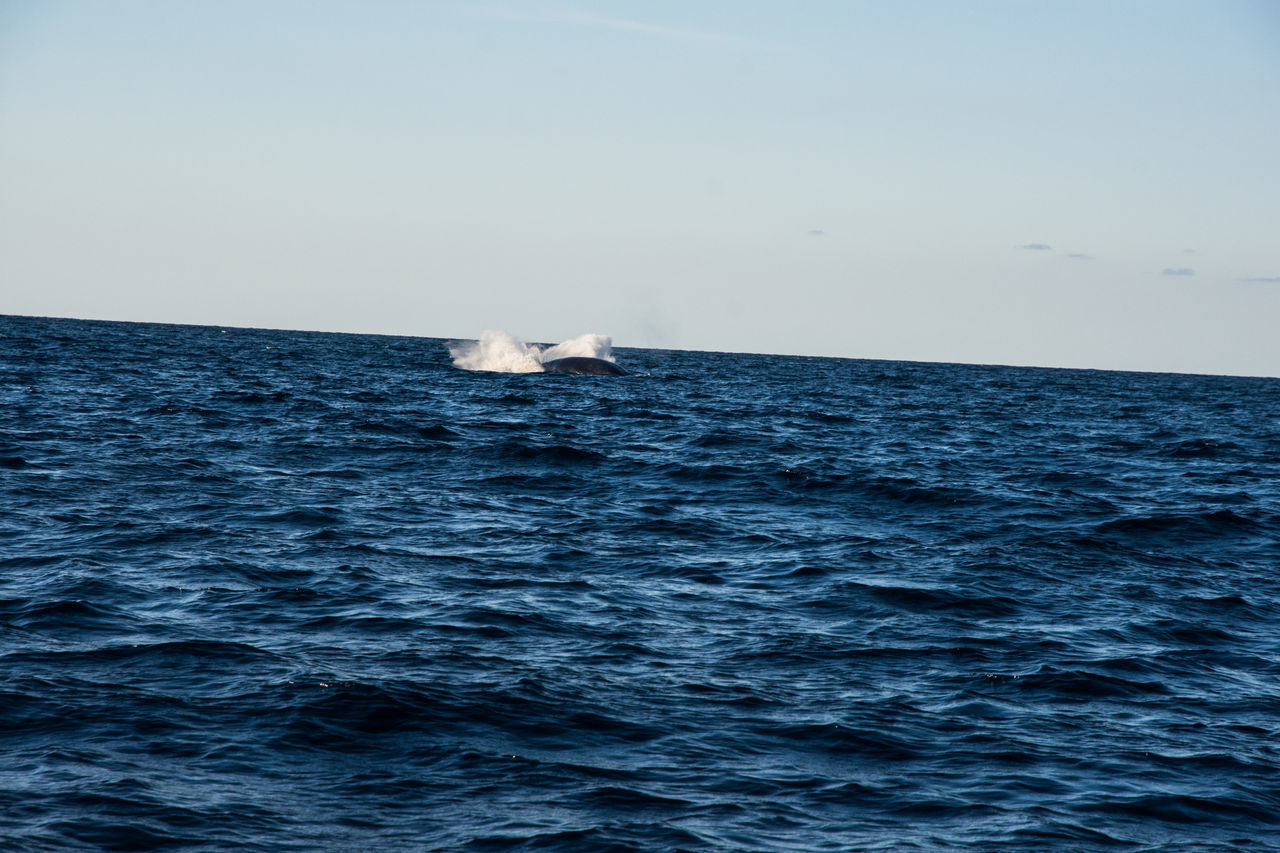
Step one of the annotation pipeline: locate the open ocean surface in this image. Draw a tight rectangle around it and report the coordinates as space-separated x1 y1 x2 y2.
3 313 1280 852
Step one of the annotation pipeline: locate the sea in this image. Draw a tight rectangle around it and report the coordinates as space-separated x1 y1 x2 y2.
3 313 1279 852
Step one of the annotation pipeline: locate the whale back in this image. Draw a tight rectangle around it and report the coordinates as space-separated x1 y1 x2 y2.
541 357 627 376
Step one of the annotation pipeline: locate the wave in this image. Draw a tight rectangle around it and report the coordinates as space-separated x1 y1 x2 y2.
9 315 1280 852
448 330 615 373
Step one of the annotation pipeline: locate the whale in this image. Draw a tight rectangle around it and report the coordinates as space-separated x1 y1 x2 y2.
540 357 628 376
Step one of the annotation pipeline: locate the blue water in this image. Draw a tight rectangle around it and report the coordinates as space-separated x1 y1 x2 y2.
3 314 1280 851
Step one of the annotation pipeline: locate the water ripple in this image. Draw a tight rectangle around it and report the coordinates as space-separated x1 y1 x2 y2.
3 315 1280 851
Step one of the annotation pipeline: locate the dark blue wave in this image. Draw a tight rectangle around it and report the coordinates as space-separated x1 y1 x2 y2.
3 314 1280 851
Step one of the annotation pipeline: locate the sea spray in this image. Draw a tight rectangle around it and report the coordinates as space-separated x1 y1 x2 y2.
449 331 543 373
450 331 615 372
541 334 613 362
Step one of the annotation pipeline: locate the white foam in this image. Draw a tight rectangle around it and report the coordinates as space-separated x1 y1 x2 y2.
541 333 614 362
449 331 615 373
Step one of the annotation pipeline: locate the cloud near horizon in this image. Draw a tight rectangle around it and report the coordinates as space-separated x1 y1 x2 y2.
1066 252 1092 260
1162 267 1195 276
1016 243 1052 251
1239 276 1280 283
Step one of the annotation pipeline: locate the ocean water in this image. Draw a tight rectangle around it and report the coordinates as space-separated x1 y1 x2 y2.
3 313 1280 852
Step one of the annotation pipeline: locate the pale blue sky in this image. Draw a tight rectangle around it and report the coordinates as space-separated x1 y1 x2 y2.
3 1 1278 375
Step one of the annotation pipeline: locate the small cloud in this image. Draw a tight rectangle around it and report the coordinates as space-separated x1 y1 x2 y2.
1016 243 1052 251
1066 252 1092 260
1183 248 1197 255
1162 267 1195 276
807 229 825 237
1239 276 1280 283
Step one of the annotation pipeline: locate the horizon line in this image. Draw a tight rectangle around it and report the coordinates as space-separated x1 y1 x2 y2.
5 311 1276 381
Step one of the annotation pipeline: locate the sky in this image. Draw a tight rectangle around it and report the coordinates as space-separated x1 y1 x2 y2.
2 0 1279 376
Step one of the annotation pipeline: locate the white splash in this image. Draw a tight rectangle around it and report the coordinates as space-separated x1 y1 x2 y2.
449 330 615 373
541 333 614 362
